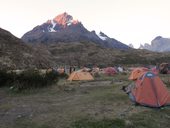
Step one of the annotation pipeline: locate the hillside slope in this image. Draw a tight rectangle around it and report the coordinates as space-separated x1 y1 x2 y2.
0 27 55 69
44 41 170 66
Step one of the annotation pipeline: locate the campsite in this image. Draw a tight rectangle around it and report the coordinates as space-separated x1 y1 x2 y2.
1 67 170 128
1 2 170 127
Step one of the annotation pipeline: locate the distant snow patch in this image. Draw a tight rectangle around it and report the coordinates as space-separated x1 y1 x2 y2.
67 22 72 26
67 19 73 26
97 33 107 40
51 20 56 28
48 20 57 32
49 27 56 32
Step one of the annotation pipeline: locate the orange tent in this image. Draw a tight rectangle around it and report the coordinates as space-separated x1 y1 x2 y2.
131 72 170 107
68 71 94 81
129 67 149 80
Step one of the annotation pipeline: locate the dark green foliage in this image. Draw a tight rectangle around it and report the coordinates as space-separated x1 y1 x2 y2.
0 70 16 87
13 70 59 91
0 70 59 91
70 118 125 128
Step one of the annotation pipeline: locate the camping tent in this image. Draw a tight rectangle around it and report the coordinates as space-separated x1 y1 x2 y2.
131 72 170 107
129 67 149 80
104 67 117 76
68 71 94 81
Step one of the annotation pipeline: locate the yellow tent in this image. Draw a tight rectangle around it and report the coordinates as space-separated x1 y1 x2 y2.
68 71 94 81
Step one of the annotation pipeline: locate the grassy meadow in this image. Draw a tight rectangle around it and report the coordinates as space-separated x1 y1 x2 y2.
0 72 170 128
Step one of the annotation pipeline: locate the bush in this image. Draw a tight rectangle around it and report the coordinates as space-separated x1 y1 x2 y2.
0 69 59 91
12 70 59 91
0 70 16 87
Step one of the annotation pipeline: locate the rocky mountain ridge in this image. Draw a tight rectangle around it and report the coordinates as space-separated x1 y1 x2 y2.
139 36 170 52
22 12 130 50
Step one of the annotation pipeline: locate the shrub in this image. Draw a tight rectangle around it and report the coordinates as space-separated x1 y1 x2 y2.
0 70 16 87
12 70 59 91
0 69 59 91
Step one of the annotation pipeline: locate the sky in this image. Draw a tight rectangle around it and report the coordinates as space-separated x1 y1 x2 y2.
0 0 170 48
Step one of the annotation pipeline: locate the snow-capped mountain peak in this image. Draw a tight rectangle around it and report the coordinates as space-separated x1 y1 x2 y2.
44 12 80 32
22 12 130 50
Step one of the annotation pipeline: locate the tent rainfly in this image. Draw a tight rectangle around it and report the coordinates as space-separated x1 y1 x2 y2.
68 71 94 81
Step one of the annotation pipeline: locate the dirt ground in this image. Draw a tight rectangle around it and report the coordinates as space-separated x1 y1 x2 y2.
0 74 170 128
